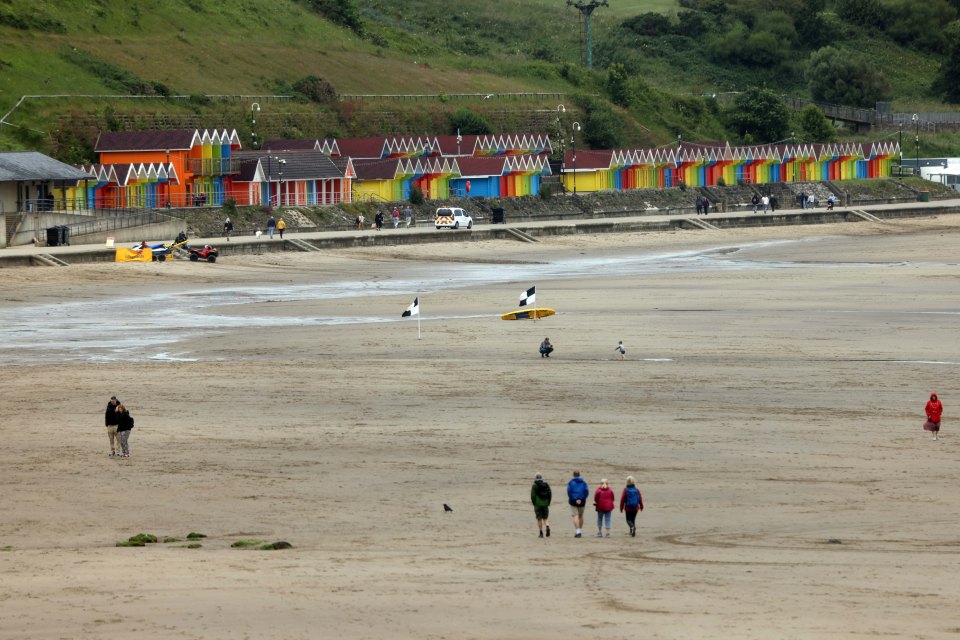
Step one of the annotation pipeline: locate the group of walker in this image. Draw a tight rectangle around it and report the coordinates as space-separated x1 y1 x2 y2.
531 471 644 539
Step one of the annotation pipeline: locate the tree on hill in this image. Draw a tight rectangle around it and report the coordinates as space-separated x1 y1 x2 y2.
725 88 791 143
932 21 960 102
806 46 891 108
797 104 837 143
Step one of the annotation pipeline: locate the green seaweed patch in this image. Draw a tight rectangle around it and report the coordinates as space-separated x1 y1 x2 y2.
163 536 180 543
116 539 145 547
186 532 207 540
186 543 202 549
1 545 13 551
230 539 265 548
259 541 293 550
128 533 158 544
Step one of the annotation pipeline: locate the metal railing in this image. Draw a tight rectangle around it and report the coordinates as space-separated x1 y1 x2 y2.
186 157 242 176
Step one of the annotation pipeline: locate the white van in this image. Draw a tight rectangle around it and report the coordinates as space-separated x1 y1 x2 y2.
434 207 473 230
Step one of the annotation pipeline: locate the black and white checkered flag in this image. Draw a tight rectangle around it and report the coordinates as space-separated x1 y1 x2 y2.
519 286 536 307
401 297 419 317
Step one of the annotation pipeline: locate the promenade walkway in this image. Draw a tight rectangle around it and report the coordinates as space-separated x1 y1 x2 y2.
3 198 960 267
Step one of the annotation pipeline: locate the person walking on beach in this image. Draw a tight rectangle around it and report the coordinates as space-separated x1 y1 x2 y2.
614 340 626 360
594 479 616 537
105 395 121 457
223 217 233 241
266 215 276 239
620 476 644 537
925 392 943 440
567 470 589 538
115 404 134 458
277 217 286 239
531 473 552 538
539 337 554 358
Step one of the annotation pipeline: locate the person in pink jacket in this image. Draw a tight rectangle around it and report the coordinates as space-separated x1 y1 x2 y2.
925 392 944 441
593 479 616 537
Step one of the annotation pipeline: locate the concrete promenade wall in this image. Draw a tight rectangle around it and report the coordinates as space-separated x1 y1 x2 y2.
2 200 958 268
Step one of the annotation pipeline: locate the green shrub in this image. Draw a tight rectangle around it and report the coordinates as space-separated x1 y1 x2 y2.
186 543 202 549
539 184 553 200
293 75 338 104
409 186 424 205
449 109 493 135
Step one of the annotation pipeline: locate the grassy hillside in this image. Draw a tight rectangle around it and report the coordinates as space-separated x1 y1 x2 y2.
2 0 959 160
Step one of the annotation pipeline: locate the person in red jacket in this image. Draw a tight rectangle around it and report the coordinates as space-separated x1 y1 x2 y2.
925 392 944 441
619 476 644 537
593 479 616 538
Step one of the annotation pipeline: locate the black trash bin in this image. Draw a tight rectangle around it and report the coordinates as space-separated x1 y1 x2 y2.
492 207 505 224
46 226 61 247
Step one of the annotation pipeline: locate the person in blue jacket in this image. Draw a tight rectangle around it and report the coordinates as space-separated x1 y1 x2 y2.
566 470 589 538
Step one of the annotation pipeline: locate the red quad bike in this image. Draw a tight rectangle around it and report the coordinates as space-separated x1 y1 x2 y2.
187 244 219 263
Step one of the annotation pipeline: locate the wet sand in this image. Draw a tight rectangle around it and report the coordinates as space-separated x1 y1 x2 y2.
1 218 959 639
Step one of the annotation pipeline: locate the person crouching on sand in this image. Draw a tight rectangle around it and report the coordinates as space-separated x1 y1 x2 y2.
925 392 943 440
540 337 553 358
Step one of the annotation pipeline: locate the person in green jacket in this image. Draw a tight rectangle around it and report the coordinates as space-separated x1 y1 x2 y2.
531 473 552 538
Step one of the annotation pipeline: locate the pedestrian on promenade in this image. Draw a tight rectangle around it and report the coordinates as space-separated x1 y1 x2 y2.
277 218 286 239
223 217 233 241
375 211 384 231
531 473 552 538
619 476 644 537
403 205 414 227
594 479 616 537
392 206 401 229
266 215 276 239
567 470 589 538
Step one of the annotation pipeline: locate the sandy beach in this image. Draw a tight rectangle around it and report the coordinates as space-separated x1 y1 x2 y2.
1 217 959 639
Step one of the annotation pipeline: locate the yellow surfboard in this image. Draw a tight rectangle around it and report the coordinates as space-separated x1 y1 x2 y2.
500 307 556 320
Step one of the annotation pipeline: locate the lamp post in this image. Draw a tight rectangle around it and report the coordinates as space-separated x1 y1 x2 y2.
912 113 920 176
571 121 581 196
250 103 261 150
278 158 286 207
898 121 903 177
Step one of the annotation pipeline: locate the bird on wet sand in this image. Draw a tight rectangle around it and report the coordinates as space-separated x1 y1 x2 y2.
443 504 453 512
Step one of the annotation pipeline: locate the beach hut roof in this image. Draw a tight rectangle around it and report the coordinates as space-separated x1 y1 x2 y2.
96 129 200 153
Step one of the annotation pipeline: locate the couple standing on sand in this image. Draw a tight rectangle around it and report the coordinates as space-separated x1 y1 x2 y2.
105 396 134 458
